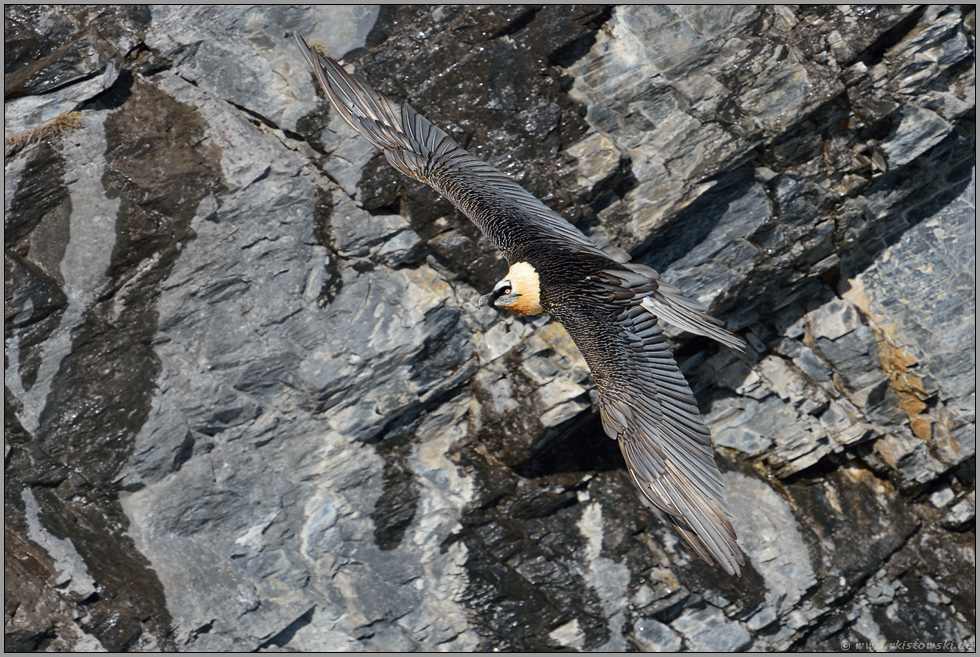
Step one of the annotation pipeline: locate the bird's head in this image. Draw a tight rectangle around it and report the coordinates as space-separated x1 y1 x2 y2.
478 261 543 316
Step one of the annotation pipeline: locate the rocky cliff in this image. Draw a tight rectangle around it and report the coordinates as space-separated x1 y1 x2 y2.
4 5 975 652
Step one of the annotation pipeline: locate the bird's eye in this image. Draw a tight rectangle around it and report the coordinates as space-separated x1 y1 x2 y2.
502 287 511 295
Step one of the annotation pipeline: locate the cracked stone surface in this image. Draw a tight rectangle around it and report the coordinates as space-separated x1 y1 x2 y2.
4 4 975 652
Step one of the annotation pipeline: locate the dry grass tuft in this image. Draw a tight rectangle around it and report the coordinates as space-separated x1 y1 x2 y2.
5 111 83 157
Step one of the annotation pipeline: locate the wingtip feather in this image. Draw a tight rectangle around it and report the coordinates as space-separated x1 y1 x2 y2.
653 470 744 576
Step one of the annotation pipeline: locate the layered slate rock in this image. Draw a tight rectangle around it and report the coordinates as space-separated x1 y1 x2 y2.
4 4 975 652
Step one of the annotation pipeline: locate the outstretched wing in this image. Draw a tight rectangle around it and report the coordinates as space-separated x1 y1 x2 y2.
296 33 747 574
578 272 745 575
294 33 605 261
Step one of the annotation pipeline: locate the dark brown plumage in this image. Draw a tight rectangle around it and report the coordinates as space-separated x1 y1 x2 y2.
295 34 748 575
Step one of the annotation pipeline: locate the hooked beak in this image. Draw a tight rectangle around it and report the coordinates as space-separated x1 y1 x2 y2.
478 293 492 307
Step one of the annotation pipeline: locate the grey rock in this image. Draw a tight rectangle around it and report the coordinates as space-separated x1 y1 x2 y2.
537 377 591 428
145 6 379 133
576 500 632 652
747 606 778 632
713 425 773 456
21 489 97 601
4 6 136 138
566 131 624 189
815 324 886 395
4 4 974 653
930 487 956 508
671 604 752 652
849 172 975 416
852 605 888 647
4 60 120 136
943 492 975 530
881 105 953 168
725 472 817 622
866 577 897 606
632 617 683 652
810 298 863 341
792 344 834 384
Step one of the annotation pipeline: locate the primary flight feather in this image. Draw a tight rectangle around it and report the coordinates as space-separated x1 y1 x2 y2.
295 34 747 575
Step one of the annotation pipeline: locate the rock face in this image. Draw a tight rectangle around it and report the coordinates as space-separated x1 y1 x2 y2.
4 4 975 652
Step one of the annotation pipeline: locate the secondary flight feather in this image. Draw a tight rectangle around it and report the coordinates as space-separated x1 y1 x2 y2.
294 34 748 575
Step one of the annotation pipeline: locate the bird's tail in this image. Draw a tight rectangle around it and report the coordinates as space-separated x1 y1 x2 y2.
641 284 747 354
596 263 747 353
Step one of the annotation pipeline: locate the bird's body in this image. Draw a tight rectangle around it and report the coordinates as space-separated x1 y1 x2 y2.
295 34 748 576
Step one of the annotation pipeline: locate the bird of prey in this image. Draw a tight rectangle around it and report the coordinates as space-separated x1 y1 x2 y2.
295 34 747 576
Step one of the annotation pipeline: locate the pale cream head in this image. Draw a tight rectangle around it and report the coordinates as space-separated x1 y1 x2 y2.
478 261 543 316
